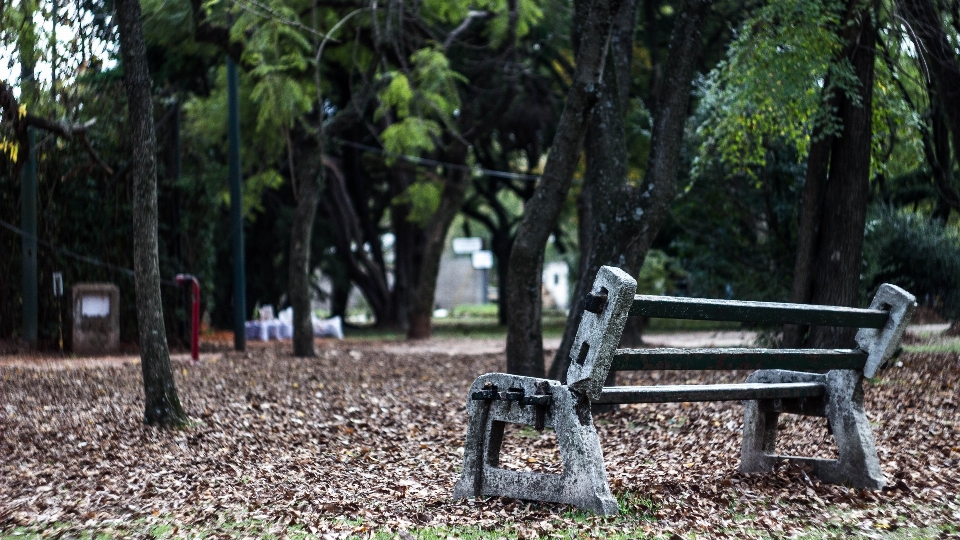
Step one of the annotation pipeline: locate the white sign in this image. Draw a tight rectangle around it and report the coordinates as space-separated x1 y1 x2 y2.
452 237 483 254
81 295 110 317
471 250 493 269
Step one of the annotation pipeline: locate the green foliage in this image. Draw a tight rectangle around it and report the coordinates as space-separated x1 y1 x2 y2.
391 178 444 225
233 0 314 133
376 73 414 119
670 135 804 302
376 47 466 164
694 0 854 177
861 206 960 319
381 117 443 158
637 250 687 295
221 168 286 220
421 0 544 45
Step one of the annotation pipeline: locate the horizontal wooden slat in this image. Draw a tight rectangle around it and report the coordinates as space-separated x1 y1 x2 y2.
630 295 888 328
611 348 867 371
595 382 826 404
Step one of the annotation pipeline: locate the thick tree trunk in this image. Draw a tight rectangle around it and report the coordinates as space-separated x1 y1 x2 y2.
289 151 322 357
408 143 471 339
505 0 624 377
388 168 421 331
550 0 637 380
783 129 833 347
807 2 876 348
549 0 709 380
116 0 188 427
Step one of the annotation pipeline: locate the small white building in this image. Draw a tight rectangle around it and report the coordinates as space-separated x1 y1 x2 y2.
542 261 569 310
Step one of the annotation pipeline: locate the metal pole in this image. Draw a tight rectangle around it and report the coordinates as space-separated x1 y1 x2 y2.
227 56 246 352
21 127 37 346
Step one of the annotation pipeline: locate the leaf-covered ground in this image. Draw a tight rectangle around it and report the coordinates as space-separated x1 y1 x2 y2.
1 334 959 539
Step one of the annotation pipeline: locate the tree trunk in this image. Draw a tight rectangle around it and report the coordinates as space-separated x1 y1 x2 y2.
783 128 833 347
549 0 709 380
505 0 624 377
289 138 322 357
807 1 876 348
900 0 960 146
116 0 188 427
388 168 421 331
900 0 960 212
550 0 637 381
407 143 471 339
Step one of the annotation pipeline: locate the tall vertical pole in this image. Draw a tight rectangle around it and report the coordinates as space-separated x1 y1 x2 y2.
21 128 38 346
227 56 246 351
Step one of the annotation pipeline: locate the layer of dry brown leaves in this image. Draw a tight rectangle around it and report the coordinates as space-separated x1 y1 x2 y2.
1 337 959 538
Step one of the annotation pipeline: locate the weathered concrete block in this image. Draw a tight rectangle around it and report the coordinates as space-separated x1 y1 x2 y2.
453 373 619 515
740 369 884 489
67 283 120 355
856 284 917 378
565 266 637 400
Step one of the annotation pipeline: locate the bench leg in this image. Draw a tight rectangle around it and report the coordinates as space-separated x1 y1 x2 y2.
739 369 885 489
815 370 885 488
453 373 619 515
740 398 779 473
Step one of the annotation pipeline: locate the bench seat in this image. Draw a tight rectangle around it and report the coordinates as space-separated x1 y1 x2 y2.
594 382 825 404
611 347 867 371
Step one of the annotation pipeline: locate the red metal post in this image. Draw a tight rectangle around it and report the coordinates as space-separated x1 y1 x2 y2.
175 274 200 362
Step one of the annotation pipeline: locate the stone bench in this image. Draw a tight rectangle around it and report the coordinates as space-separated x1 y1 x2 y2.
453 266 916 515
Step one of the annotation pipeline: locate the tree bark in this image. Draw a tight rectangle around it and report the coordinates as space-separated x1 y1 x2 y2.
407 143 471 338
116 0 188 427
807 1 876 348
899 0 960 212
783 128 833 347
505 0 623 377
900 0 960 147
549 0 710 380
289 131 323 357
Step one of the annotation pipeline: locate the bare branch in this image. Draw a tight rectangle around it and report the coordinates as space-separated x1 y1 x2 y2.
442 10 491 51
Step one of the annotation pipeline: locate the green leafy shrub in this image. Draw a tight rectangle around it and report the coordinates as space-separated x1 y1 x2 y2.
861 206 960 319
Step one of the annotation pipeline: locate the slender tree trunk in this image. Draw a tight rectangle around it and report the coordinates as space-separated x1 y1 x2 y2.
505 0 623 377
900 0 960 212
116 0 188 427
408 143 471 338
807 1 876 348
900 0 960 144
550 0 709 380
289 144 322 357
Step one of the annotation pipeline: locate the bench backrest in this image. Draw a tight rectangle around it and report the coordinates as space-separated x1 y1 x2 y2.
566 266 917 400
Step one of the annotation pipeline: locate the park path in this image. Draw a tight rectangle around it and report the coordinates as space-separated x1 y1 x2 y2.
0 324 948 369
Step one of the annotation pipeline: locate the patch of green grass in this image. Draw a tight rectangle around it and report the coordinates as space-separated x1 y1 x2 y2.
450 303 500 318
902 339 960 354
789 524 947 539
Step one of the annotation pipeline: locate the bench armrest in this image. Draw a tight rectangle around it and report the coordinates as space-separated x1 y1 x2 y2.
566 266 637 399
856 283 916 378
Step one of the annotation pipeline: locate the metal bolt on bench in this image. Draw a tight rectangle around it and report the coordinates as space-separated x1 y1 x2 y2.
453 266 916 515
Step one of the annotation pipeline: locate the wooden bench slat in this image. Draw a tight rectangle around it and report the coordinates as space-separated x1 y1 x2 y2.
611 347 867 371
595 382 826 404
630 295 889 328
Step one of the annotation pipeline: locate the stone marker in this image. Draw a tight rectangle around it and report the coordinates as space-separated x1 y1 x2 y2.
67 283 120 355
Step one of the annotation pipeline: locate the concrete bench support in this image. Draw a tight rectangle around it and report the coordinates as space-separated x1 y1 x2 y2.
452 373 618 515
454 266 915 514
739 369 885 488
